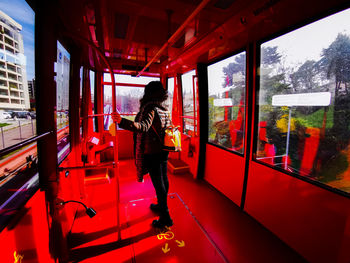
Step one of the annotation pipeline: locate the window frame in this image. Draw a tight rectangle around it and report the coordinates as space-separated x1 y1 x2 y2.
181 69 198 137
252 7 350 198
206 48 247 156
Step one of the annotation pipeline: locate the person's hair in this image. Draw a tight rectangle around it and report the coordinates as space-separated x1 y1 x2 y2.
140 81 168 106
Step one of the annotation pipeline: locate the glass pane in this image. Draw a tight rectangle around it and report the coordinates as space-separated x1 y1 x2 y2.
0 0 38 231
89 70 96 132
56 41 70 163
181 69 196 136
256 8 350 193
208 52 246 153
0 2 36 148
103 74 159 130
103 85 145 130
79 67 83 138
103 85 113 130
103 73 160 84
166 77 175 118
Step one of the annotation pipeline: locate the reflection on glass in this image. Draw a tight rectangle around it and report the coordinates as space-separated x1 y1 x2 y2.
256 8 350 193
56 41 70 163
208 52 246 154
181 70 197 136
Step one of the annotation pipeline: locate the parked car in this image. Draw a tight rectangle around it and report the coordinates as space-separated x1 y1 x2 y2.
11 111 35 120
0 111 11 119
28 111 36 119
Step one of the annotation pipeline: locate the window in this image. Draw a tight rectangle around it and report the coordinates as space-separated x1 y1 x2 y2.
208 52 246 153
256 8 350 193
0 0 36 231
0 89 8 96
90 70 96 131
181 70 197 136
166 77 175 118
56 41 70 163
102 73 159 130
79 67 83 138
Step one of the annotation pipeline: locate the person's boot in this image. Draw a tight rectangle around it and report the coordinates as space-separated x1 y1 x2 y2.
150 203 161 213
152 211 173 228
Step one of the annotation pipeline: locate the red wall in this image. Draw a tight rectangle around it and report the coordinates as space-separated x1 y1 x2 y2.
117 130 134 159
178 135 200 178
204 143 245 206
244 161 350 263
0 191 55 263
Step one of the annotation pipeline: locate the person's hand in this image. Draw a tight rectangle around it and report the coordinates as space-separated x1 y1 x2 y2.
111 111 122 124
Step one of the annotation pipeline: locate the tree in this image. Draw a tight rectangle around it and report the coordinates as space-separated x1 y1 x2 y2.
290 60 320 91
222 53 246 88
319 33 350 135
261 46 282 66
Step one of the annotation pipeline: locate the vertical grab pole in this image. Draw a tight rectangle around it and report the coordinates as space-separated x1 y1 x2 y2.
63 32 121 241
110 66 121 241
284 108 292 170
1 127 4 148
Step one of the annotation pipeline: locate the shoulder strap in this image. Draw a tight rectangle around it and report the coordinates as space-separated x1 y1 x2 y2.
151 107 163 142
152 125 162 142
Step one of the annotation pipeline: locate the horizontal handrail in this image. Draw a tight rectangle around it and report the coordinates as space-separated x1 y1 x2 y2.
180 115 196 119
58 161 115 171
0 131 53 158
83 113 137 118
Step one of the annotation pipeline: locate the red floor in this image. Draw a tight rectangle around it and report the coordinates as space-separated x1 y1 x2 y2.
68 159 307 262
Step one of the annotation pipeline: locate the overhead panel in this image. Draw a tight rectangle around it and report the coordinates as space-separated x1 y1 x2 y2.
133 17 168 46
114 12 130 39
214 0 236 9
176 0 203 5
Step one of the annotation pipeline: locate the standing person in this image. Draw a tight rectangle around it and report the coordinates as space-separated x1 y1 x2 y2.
112 81 173 228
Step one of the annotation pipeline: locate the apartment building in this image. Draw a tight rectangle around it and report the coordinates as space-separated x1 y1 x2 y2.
0 10 30 110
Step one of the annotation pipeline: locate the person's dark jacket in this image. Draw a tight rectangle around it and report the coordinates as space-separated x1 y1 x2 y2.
119 102 170 154
118 102 170 181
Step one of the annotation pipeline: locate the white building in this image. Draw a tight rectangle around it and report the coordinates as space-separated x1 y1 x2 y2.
0 10 30 110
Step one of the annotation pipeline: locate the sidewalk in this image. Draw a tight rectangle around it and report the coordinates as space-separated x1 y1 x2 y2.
0 119 37 149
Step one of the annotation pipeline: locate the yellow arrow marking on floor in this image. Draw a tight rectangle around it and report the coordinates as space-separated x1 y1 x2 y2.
176 240 185 247
157 230 174 240
162 243 170 254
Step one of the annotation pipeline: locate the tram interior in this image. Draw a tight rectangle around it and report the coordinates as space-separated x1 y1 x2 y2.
1 0 350 262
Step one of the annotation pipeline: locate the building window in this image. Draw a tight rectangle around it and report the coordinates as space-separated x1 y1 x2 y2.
0 79 7 86
255 7 350 193
10 91 18 97
0 70 6 78
7 63 16 72
0 89 8 96
5 46 14 54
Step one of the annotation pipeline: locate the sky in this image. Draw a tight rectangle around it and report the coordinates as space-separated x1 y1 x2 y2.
208 51 245 96
264 7 350 67
0 0 35 80
208 7 350 96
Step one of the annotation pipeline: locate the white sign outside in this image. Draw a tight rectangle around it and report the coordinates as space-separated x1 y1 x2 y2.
272 92 331 106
